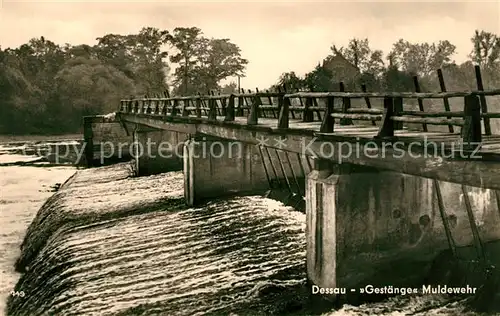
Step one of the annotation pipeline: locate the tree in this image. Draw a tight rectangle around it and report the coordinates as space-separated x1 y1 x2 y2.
389 39 456 77
381 65 417 92
0 48 40 133
193 38 248 93
54 57 136 129
95 27 170 94
220 82 237 94
128 27 170 94
167 29 248 95
275 72 304 91
332 38 385 77
304 64 334 91
469 30 500 70
167 27 206 95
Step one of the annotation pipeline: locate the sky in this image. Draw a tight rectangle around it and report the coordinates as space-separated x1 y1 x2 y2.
1 0 499 89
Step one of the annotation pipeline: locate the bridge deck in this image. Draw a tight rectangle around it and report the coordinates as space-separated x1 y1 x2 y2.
111 87 500 189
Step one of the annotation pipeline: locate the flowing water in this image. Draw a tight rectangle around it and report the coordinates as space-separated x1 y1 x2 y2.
0 139 496 316
0 142 76 315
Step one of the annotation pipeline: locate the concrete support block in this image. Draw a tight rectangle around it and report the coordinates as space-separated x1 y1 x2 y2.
133 129 187 176
306 161 348 296
183 138 270 206
306 159 500 302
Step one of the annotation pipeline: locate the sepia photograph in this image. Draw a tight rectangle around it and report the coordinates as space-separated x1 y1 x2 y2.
1 0 500 315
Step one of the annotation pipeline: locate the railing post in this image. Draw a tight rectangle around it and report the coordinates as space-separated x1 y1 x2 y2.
220 97 227 117
154 97 160 114
320 96 335 133
475 65 491 135
197 92 206 116
224 95 236 122
266 90 273 106
170 99 179 117
361 84 376 126
248 94 261 125
161 98 167 116
137 99 143 114
277 87 284 115
133 100 139 113
278 96 290 129
237 96 244 116
462 94 482 150
195 97 202 118
413 76 428 132
165 91 173 115
144 95 150 114
437 69 454 133
303 97 312 122
208 98 217 120
339 82 352 125
150 97 155 114
148 96 153 114
180 100 187 116
376 97 395 138
393 97 403 130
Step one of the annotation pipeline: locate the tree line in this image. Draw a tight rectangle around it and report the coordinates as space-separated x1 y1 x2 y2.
0 27 247 134
271 30 500 95
0 26 499 135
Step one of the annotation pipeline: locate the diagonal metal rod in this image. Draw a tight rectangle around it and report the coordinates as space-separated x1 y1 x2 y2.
265 147 282 188
275 149 294 194
296 152 307 178
461 185 487 266
284 151 303 195
258 145 274 189
305 155 313 173
434 179 457 258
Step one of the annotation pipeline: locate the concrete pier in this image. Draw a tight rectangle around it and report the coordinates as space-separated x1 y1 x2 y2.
83 114 133 166
183 136 305 206
133 128 187 176
306 160 500 299
184 137 268 206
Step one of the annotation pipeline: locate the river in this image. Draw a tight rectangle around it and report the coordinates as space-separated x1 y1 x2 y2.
0 138 495 316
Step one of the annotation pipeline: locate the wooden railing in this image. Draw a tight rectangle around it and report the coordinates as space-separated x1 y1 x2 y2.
119 87 500 145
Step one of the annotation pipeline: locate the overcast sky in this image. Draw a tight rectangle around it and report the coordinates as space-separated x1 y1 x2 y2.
1 1 499 89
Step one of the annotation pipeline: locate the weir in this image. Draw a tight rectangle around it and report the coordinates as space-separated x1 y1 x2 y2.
47 77 500 310
183 136 306 206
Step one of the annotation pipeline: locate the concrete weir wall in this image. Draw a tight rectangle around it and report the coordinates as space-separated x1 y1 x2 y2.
83 114 133 165
133 128 187 176
306 160 500 296
183 136 305 206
